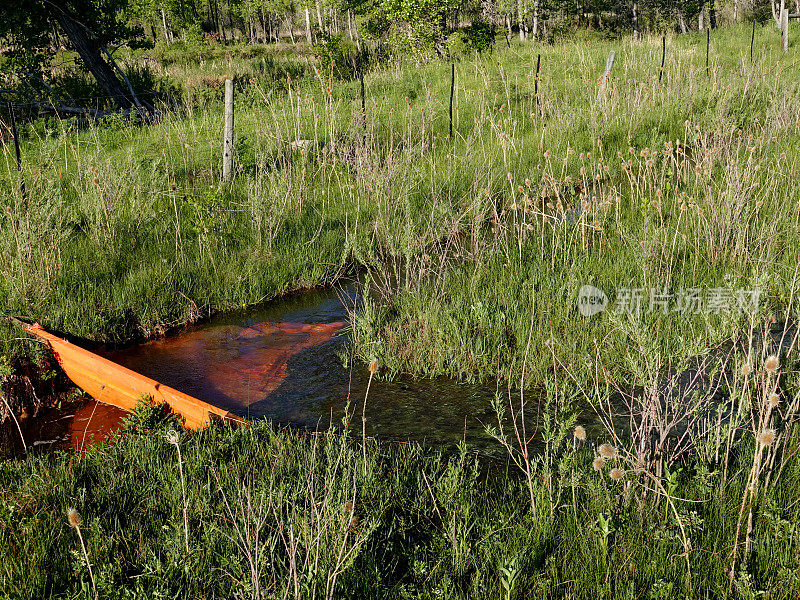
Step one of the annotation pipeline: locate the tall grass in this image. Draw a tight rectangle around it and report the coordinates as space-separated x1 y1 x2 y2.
2 26 798 385
2 25 800 597
0 394 798 598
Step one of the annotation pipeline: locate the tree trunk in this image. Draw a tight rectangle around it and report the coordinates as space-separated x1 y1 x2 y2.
161 7 172 42
207 0 217 36
214 0 226 42
347 9 354 41
436 11 447 56
315 1 324 34
709 0 716 29
50 5 134 110
304 7 312 43
632 0 641 40
286 15 295 43
531 0 539 39
517 0 526 40
480 0 494 22
732 0 738 23
677 8 687 33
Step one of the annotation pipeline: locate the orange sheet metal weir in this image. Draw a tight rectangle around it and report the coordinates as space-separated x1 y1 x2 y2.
25 323 248 429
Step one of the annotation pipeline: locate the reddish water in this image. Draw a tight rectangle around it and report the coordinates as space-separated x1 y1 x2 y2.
101 286 501 445
21 320 345 453
106 320 347 411
21 399 128 453
67 401 129 450
27 286 502 453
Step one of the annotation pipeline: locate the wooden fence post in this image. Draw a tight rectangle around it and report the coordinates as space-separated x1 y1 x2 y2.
596 51 615 104
782 8 789 52
223 79 234 182
449 62 455 138
534 53 541 107
7 101 26 201
7 102 21 172
359 68 366 134
658 35 666 84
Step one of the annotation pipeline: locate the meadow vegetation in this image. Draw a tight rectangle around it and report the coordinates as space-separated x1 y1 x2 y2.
2 25 798 385
1 23 800 597
0 393 799 599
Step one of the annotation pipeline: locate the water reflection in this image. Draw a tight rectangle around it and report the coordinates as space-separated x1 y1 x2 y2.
106 285 502 447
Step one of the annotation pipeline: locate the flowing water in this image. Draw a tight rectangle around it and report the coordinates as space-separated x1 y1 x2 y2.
100 284 501 447
22 400 129 453
23 283 771 454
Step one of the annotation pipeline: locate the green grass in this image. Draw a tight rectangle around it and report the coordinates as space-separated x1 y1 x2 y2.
1 399 799 599
2 25 799 388
2 24 800 598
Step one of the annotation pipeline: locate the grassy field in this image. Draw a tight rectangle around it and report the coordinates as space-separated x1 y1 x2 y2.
0 400 798 599
2 23 800 598
2 25 799 384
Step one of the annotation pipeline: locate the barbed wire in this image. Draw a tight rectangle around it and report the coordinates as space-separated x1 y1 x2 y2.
1 45 798 116
0 88 183 104
0 82 273 107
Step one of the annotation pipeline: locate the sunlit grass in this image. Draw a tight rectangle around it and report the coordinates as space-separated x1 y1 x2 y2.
1 24 800 598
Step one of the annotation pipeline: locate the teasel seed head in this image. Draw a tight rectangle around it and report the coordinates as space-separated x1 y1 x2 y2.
764 355 779 374
67 508 82 529
758 429 776 447
598 443 617 459
574 425 587 442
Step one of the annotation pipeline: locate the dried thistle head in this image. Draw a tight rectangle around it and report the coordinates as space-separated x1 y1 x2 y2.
768 393 780 408
67 508 82 529
764 355 780 374
592 456 606 471
741 363 752 377
598 443 617 459
368 359 378 375
609 468 625 482
758 429 776 447
574 425 587 442
165 430 180 446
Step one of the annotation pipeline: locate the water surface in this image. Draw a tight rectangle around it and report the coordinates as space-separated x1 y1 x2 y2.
106 285 501 447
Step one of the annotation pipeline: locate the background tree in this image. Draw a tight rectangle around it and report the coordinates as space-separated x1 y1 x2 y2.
0 0 149 109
